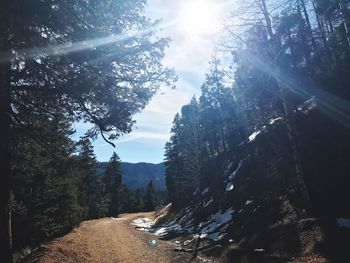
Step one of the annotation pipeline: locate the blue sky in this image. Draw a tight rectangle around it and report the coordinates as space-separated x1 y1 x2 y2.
74 0 233 163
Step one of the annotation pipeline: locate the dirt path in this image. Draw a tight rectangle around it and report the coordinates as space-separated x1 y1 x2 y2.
25 212 205 263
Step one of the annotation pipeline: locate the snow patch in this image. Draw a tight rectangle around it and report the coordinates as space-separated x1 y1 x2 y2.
245 200 253 205
269 117 283 125
337 218 350 229
206 232 226 241
202 187 209 195
298 96 317 114
200 233 208 239
224 162 234 177
154 223 183 238
226 160 244 192
203 197 214 207
198 208 234 241
131 217 154 231
184 239 192 246
210 208 234 225
154 227 168 236
248 130 261 142
228 160 243 180
178 210 194 224
226 182 234 191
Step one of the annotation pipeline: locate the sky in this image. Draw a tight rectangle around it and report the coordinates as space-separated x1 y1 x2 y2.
74 0 233 164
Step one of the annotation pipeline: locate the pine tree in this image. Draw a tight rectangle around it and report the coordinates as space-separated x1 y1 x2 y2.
104 152 122 216
180 97 202 197
164 114 185 208
76 138 108 219
134 189 145 212
0 0 174 259
118 184 137 213
145 181 157 212
10 110 84 249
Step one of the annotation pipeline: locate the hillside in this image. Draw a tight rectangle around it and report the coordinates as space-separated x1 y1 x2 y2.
96 162 166 190
149 100 350 262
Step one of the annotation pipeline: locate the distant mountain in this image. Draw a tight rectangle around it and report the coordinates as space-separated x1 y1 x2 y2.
97 162 166 190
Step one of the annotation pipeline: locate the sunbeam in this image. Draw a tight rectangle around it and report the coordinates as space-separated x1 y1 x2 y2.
241 50 350 128
0 19 180 63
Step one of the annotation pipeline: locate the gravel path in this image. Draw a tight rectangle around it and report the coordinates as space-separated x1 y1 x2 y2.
25 212 206 263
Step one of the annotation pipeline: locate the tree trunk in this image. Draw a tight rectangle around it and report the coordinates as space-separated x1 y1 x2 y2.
299 0 316 49
311 0 327 47
259 0 274 39
278 76 311 215
337 0 350 47
297 3 312 65
0 59 13 262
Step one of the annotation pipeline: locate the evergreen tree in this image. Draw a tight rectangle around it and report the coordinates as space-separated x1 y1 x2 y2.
10 110 84 249
104 152 123 216
145 181 157 212
163 0 350 214
134 189 145 212
0 0 174 259
118 184 137 213
164 114 185 208
199 58 244 153
180 97 202 197
76 138 107 219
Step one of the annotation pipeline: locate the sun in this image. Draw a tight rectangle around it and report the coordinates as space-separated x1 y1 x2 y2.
180 0 221 36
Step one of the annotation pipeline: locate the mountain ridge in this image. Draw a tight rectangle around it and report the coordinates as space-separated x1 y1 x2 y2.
96 161 166 191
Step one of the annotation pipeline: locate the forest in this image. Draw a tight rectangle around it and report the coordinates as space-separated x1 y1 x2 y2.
1 0 350 262
162 0 350 261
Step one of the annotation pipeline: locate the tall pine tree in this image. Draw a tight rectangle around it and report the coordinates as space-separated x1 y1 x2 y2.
104 152 122 216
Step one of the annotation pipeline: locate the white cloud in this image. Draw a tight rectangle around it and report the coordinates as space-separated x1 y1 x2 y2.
116 131 170 144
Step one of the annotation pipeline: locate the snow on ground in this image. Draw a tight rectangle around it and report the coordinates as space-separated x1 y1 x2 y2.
226 160 244 192
224 161 234 177
154 223 183 237
269 117 283 125
228 160 243 181
133 207 235 242
203 197 214 207
298 96 317 113
110 217 126 221
132 194 235 243
337 218 350 229
202 187 209 195
131 218 154 231
249 115 285 142
245 200 253 205
197 208 235 241
226 182 234 191
178 210 194 224
206 232 226 241
248 130 261 142
210 208 234 225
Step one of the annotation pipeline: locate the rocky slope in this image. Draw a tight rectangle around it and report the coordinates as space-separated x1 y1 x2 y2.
147 98 350 262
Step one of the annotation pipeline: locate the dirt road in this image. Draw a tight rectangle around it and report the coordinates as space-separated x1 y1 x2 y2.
25 212 205 263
